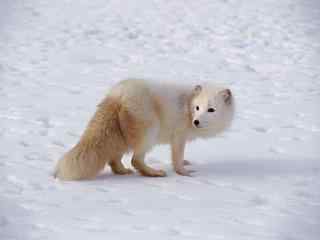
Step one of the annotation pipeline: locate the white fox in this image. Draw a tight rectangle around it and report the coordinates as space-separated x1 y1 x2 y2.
54 79 235 180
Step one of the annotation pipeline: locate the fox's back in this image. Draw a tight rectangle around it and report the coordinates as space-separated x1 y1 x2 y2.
109 79 190 143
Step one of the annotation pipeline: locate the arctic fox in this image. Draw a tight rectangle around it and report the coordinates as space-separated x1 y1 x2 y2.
54 79 234 180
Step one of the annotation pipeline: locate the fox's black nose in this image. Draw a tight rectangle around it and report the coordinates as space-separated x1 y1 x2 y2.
193 120 200 126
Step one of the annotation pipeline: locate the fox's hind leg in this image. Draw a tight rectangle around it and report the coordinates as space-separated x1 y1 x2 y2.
109 155 133 175
132 152 166 177
131 125 166 177
118 89 166 177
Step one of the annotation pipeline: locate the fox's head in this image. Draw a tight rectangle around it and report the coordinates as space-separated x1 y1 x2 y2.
189 83 235 135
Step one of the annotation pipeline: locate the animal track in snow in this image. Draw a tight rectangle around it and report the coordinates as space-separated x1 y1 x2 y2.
24 152 41 161
104 198 127 206
269 146 285 154
0 154 8 166
0 216 9 227
36 117 53 129
66 131 80 137
250 196 269 207
119 209 136 216
252 126 271 133
68 89 82 95
51 140 65 148
19 141 30 147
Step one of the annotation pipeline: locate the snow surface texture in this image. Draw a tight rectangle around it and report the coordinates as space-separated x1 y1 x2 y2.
1 0 320 239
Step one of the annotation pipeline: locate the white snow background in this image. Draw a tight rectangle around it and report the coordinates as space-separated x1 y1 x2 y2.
1 0 320 239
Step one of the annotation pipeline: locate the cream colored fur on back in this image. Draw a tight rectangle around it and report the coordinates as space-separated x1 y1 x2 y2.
54 79 234 180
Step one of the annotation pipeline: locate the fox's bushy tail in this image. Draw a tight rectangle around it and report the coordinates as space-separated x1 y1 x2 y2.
54 97 127 180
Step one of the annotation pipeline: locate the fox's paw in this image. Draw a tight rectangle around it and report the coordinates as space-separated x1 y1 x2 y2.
175 167 195 177
114 168 134 175
139 168 167 177
110 161 134 175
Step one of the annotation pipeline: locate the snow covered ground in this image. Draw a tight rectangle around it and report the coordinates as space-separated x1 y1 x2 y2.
1 0 320 239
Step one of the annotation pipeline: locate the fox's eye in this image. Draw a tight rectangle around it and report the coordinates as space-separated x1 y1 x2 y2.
208 108 215 113
196 106 200 111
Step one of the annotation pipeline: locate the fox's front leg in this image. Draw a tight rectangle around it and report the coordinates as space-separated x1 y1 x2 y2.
171 134 194 176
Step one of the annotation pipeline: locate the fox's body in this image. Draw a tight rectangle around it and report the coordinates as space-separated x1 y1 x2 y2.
54 79 234 180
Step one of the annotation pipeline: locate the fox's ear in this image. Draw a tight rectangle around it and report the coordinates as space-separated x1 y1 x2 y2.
192 85 202 96
220 89 232 104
